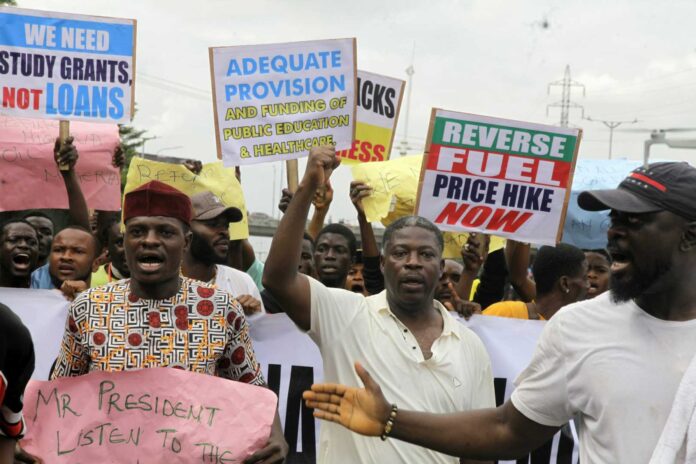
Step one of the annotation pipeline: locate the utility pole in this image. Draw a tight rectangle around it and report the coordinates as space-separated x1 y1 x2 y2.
399 43 416 156
585 116 638 159
547 65 585 127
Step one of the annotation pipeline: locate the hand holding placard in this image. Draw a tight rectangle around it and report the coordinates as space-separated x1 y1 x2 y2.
301 145 341 191
21 368 277 463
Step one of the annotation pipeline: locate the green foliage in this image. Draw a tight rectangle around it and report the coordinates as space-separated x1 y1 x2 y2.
0 0 18 5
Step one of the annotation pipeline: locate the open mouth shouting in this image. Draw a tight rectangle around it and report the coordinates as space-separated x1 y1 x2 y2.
11 253 32 274
136 253 166 273
608 248 632 276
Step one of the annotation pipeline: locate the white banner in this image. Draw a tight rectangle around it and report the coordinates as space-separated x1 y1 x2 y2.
0 288 68 380
0 289 577 463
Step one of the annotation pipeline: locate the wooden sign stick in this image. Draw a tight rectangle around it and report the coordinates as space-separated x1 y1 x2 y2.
58 120 70 171
286 159 299 192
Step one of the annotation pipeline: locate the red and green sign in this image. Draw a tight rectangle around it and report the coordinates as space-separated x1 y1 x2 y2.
416 109 581 245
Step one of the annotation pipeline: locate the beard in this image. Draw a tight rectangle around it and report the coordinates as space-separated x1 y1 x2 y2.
190 234 225 266
318 271 345 288
610 258 674 303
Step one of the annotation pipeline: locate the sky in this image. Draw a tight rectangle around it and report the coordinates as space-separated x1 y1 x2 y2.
18 0 696 223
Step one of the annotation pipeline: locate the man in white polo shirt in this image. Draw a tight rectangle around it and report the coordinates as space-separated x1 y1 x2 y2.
263 146 494 464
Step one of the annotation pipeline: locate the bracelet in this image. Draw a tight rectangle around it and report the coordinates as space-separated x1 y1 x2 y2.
380 404 398 441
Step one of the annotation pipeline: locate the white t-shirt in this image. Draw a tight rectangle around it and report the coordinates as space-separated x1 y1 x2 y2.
308 277 495 464
511 291 696 463
214 265 265 314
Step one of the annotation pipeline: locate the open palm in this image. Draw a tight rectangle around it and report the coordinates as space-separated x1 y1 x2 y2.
303 362 391 437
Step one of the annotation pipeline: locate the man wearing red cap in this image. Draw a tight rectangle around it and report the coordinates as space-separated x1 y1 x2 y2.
304 162 696 463
51 181 287 463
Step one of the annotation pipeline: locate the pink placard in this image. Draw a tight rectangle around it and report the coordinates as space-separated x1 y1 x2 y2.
21 367 277 463
0 115 121 212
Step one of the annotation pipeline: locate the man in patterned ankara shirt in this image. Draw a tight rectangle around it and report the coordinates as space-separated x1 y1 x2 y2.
51 180 288 463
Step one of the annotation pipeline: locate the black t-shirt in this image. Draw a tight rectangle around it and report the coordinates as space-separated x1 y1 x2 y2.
0 303 35 438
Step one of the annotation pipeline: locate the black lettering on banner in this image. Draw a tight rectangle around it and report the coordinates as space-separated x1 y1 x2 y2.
268 364 281 397
268 364 316 464
494 377 507 407
384 88 396 118
556 426 575 464
493 378 577 464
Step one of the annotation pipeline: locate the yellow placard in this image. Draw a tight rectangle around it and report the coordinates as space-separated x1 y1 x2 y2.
351 155 504 258
336 122 394 165
124 158 249 239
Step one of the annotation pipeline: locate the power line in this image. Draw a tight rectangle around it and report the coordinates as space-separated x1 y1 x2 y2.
585 116 638 159
547 65 585 127
588 67 696 97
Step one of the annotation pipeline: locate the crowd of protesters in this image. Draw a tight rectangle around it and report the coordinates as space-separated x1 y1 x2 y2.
1 139 695 464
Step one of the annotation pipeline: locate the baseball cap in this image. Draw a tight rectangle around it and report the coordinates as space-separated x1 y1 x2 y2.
190 191 243 222
578 162 696 220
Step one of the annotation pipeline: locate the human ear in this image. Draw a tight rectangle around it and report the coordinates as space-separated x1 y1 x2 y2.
559 276 570 294
183 230 193 253
679 221 696 252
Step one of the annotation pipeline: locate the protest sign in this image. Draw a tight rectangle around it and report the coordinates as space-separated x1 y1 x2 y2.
210 39 356 166
5 288 577 464
336 70 404 164
0 115 121 212
21 368 276 463
465 315 579 464
416 109 581 245
0 7 136 124
250 314 323 462
562 158 641 249
124 157 249 239
352 155 505 258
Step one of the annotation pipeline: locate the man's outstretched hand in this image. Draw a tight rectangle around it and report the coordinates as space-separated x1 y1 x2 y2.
303 362 391 437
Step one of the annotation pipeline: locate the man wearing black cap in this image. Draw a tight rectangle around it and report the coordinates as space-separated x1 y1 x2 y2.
303 162 696 463
51 181 287 463
182 191 264 315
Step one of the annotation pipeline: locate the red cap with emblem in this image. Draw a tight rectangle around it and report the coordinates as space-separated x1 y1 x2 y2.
123 181 193 225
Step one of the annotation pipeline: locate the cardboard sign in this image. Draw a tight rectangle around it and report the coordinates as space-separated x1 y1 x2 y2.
124 157 249 240
0 7 136 123
336 70 404 164
0 115 121 212
1 288 577 464
352 155 504 258
416 109 581 245
21 368 276 463
124 158 249 240
562 159 641 249
210 39 356 166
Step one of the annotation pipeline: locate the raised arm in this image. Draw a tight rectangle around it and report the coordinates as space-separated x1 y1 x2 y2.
456 233 489 301
307 181 333 240
350 181 384 295
504 240 536 302
304 362 558 461
262 146 339 331
55 137 90 230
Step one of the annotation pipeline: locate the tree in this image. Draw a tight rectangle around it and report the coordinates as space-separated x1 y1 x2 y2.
0 0 18 5
118 120 147 190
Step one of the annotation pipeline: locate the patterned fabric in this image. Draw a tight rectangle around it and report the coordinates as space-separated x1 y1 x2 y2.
51 277 265 385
